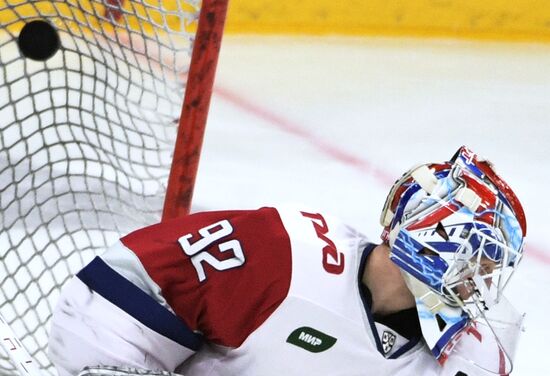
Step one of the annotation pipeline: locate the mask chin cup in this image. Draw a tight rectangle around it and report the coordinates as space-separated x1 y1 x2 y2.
404 272 524 374
446 295 525 375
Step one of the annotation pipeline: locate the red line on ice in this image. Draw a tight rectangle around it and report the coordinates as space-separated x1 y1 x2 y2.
524 244 550 264
214 85 395 187
213 85 550 265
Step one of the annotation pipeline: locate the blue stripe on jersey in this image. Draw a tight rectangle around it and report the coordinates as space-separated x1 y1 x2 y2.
389 337 420 359
77 256 202 351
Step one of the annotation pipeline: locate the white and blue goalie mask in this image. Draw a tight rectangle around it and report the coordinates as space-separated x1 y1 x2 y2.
380 146 526 375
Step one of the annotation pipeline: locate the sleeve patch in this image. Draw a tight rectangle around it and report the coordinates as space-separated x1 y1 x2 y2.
120 207 293 348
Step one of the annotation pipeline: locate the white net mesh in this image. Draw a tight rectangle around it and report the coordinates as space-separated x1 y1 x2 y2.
0 1 204 374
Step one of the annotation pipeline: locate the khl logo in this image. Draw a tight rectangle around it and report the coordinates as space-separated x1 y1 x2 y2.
382 331 396 354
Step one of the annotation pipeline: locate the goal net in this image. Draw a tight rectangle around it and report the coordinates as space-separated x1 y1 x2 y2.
0 0 227 374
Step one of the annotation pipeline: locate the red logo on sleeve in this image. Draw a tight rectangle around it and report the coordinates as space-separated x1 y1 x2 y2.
301 212 345 275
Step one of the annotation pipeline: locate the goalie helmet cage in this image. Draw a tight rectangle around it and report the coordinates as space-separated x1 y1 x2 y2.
0 0 228 375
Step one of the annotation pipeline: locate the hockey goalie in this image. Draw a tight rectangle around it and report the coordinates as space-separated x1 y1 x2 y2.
48 146 527 376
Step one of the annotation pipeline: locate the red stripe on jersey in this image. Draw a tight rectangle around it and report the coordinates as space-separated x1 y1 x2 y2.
121 207 292 348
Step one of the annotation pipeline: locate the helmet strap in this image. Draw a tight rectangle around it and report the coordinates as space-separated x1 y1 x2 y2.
401 271 445 314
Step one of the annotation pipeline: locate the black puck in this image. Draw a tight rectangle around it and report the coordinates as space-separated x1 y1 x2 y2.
17 20 61 61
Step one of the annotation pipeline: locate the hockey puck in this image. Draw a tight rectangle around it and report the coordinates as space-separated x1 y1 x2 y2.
17 20 61 61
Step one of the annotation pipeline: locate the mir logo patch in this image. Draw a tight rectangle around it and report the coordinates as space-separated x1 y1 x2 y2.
286 326 337 353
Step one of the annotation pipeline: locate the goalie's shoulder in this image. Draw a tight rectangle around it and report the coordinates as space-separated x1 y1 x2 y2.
121 207 280 249
118 205 364 255
107 206 295 347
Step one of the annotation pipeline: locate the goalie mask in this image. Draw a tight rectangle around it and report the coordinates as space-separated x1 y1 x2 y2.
380 146 526 374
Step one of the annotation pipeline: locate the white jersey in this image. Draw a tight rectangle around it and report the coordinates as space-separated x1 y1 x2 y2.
48 207 490 376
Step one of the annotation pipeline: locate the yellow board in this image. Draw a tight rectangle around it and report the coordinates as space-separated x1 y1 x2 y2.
3 1 550 42
0 0 198 38
225 0 550 42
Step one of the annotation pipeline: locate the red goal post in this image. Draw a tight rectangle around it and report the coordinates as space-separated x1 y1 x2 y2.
163 0 228 219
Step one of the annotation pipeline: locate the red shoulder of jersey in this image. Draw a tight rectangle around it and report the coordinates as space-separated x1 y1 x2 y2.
120 207 292 347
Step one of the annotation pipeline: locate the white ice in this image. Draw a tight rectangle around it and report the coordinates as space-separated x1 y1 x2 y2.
194 35 550 375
